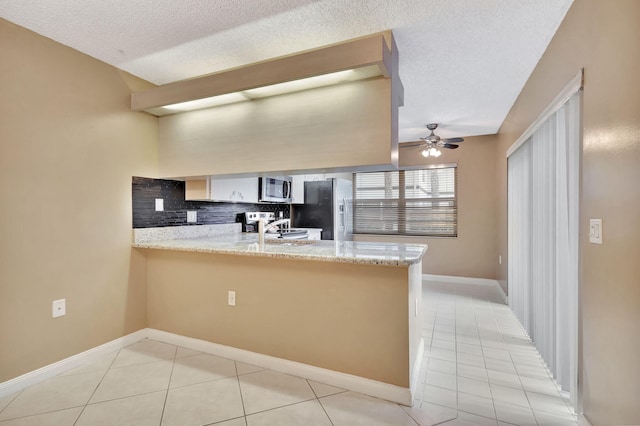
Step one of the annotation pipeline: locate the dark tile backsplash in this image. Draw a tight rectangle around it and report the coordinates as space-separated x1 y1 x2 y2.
132 176 289 228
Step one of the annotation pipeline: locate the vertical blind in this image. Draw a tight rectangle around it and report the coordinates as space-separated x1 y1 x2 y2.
508 90 580 405
353 167 457 237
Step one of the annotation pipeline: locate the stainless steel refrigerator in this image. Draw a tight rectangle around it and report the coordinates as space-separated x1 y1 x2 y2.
291 178 353 240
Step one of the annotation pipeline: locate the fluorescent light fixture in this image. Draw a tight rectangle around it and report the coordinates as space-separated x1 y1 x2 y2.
243 70 354 98
151 65 383 116
162 92 249 112
244 66 380 98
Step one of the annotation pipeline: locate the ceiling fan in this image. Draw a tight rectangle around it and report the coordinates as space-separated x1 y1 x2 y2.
402 123 464 158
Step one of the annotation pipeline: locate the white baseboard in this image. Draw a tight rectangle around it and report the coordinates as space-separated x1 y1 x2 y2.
0 328 415 406
147 329 412 405
0 329 147 398
578 413 593 426
423 274 509 304
423 274 497 286
494 283 509 305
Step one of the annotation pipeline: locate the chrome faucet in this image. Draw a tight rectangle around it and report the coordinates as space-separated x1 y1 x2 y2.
263 218 290 233
257 218 290 245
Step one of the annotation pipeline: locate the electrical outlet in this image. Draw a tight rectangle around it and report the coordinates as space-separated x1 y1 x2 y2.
52 299 66 318
155 198 164 212
228 291 236 306
187 211 197 223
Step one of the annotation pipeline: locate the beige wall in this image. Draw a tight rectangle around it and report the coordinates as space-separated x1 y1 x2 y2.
144 250 412 387
0 19 158 381
355 135 498 279
494 1 640 423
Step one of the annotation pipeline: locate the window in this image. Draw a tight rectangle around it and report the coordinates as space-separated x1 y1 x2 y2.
353 166 457 237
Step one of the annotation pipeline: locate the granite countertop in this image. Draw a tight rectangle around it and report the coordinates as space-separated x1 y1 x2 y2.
132 225 427 267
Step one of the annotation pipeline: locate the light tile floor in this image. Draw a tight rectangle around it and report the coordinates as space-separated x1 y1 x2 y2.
0 280 577 426
416 281 577 426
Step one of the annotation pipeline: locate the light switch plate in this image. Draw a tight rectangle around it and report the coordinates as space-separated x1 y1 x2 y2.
589 219 602 244
155 198 164 212
187 211 197 223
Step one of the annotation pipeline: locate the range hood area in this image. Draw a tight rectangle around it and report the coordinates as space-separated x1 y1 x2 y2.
131 32 404 179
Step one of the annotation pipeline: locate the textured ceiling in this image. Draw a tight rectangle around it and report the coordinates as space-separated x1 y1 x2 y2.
0 0 573 141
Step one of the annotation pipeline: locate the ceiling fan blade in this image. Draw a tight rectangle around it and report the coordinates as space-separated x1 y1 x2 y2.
443 143 459 149
442 137 464 143
400 142 425 148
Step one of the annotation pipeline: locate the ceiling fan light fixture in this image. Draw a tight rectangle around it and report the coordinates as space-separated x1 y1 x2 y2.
421 146 442 158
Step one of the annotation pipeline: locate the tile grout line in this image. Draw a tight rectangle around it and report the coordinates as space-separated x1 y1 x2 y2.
157 345 178 426
397 402 422 426
458 293 498 422
243 397 319 418
107 359 171 370
452 292 460 416
433 293 459 412
460 290 496 421
205 415 247 425
485 300 505 424
160 374 241 392
0 404 87 423
307 380 335 426
0 388 23 418
234 361 248 424
72 347 123 426
488 291 530 424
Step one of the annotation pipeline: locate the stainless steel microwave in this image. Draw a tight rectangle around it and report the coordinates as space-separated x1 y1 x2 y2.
259 176 292 203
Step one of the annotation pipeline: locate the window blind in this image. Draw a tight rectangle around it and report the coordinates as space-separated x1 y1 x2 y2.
353 167 457 237
508 90 580 405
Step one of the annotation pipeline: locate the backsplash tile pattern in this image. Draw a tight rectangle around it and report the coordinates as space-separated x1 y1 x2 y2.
132 176 289 228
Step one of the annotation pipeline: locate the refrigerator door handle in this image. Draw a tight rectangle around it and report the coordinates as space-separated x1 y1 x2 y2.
343 197 352 237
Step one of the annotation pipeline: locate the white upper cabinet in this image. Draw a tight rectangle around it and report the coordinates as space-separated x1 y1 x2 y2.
185 177 259 203
211 177 259 203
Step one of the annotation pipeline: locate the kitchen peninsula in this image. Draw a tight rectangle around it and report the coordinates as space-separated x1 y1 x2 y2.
133 225 426 404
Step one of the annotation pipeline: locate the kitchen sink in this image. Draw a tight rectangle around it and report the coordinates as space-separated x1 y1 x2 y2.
265 239 317 246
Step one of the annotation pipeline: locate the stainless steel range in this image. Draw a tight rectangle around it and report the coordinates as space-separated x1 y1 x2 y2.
242 212 274 233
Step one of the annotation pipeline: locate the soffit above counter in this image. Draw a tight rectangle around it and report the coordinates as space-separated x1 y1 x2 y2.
131 32 394 116
148 31 403 178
